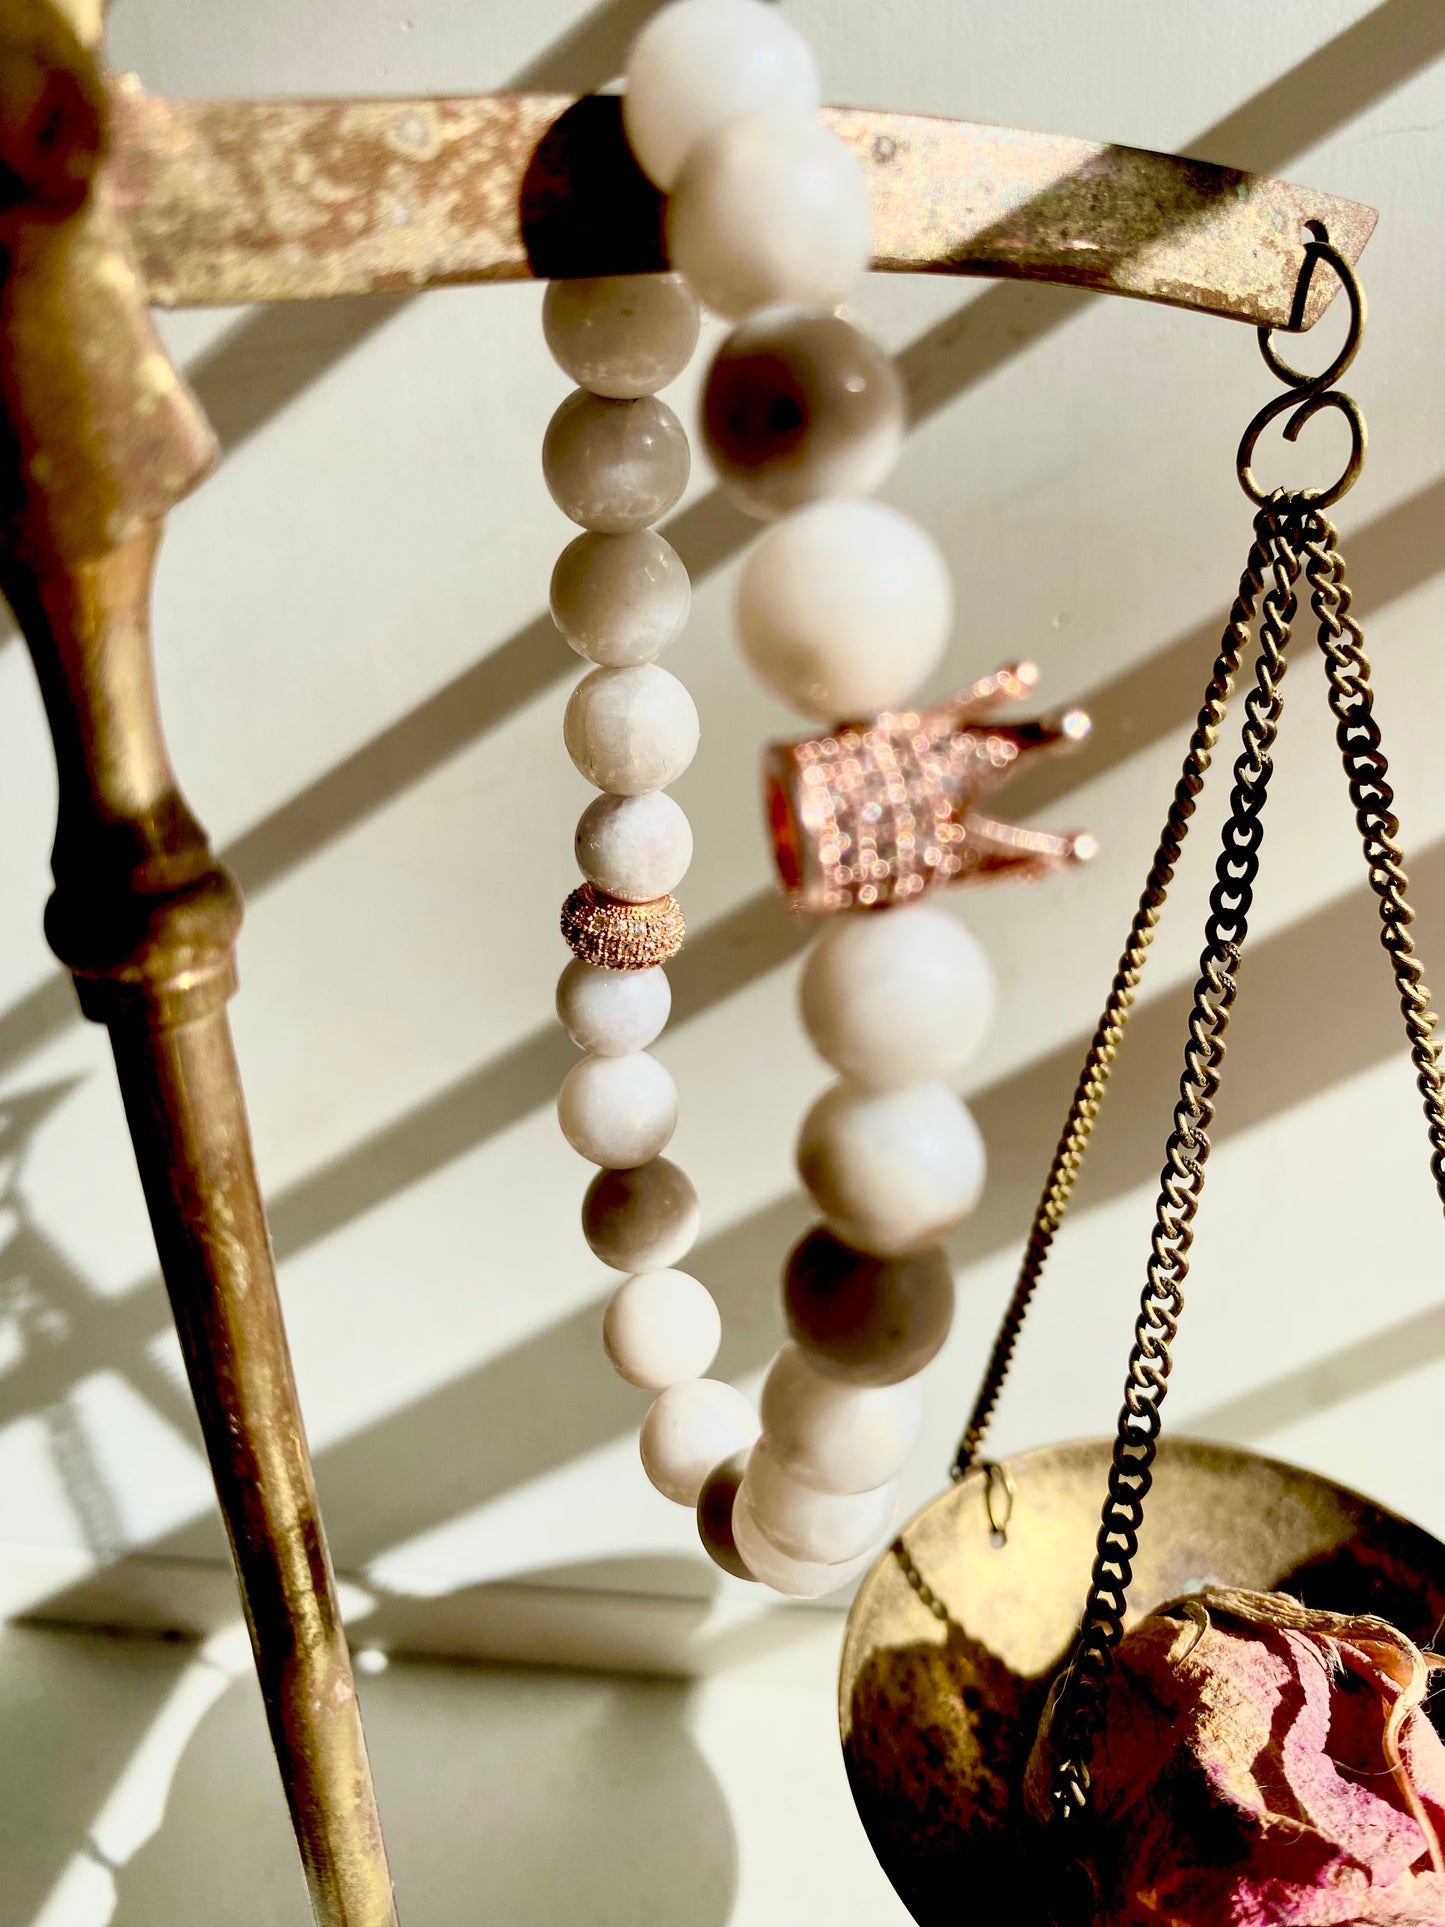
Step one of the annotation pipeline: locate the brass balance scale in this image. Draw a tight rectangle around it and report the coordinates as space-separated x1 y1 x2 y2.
2 5 1440 1923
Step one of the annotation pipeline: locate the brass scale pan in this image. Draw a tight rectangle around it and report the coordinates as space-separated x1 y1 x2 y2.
840 1438 1445 1923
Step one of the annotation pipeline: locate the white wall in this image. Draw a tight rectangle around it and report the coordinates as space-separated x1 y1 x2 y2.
2 1 1444 1921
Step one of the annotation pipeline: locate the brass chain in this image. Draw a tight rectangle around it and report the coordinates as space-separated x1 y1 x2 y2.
1301 510 1445 1209
953 237 1371 1487
1049 500 1302 1814
951 533 1272 1479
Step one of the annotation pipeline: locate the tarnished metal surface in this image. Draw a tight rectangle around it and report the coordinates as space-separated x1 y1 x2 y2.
110 83 1376 326
840 1438 1445 1927
0 11 398 1924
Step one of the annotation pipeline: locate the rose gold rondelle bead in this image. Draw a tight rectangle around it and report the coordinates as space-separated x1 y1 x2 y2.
561 882 686 971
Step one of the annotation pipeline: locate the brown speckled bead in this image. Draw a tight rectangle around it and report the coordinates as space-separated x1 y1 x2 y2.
703 308 904 518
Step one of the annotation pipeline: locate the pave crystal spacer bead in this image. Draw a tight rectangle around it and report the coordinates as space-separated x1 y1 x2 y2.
764 660 1096 914
561 882 686 969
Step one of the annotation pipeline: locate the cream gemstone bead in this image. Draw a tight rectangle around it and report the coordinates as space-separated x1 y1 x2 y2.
622 0 821 191
702 308 905 519
741 1438 895 1564
797 1080 986 1257
783 1227 954 1386
760 1343 923 1495
558 1052 678 1167
733 1489 879 1598
583 1157 701 1271
736 501 954 719
668 113 871 321
550 531 692 667
556 960 671 1055
543 391 690 533
603 1269 721 1389
799 905 997 1087
697 1449 754 1581
575 791 694 902
543 273 700 398
641 1379 761 1505
564 665 700 794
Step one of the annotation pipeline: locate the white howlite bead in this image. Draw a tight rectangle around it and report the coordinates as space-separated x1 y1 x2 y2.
760 1342 923 1495
733 1488 880 1597
668 113 871 320
799 905 997 1087
543 274 700 398
576 791 694 903
550 531 692 667
558 1052 678 1167
622 0 822 191
641 1379 761 1505
737 501 953 718
797 1080 986 1257
603 1269 721 1389
583 1157 701 1271
556 960 671 1055
543 391 690 533
564 665 700 794
697 1449 754 1581
741 1438 895 1565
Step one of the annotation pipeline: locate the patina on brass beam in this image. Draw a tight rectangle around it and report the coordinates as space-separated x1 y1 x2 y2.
0 7 397 1924
108 85 1376 326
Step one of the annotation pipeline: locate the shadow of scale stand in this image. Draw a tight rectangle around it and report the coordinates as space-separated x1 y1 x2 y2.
0 3 1439 1923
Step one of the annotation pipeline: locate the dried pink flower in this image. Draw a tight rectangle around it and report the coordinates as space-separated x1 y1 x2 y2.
1027 1588 1445 1924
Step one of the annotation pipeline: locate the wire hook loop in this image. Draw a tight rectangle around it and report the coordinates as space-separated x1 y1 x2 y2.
1237 234 1367 510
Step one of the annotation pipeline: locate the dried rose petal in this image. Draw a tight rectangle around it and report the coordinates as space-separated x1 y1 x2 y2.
1026 1588 1445 1924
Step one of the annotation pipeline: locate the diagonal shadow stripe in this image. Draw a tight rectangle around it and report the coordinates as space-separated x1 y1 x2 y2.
11 820 1445 1571
1188 1296 1445 1444
2 465 1440 1092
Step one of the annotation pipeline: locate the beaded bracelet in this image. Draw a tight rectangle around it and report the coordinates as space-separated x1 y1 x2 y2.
543 0 1090 1596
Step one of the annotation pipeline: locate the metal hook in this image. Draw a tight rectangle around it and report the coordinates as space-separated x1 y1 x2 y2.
1237 229 1367 511
981 1459 1016 1547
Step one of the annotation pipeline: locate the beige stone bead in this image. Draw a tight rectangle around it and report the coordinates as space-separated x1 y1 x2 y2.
783 1227 954 1385
732 1488 879 1597
543 391 690 533
556 960 671 1055
796 1080 986 1257
604 1268 722 1390
668 113 870 321
736 500 953 719
543 273 700 398
575 791 693 902
550 531 692 667
563 664 700 795
622 0 821 191
557 1051 678 1167
641 1379 760 1505
741 1438 895 1564
582 1157 701 1271
759 1342 922 1495
798 905 996 1087
702 308 904 518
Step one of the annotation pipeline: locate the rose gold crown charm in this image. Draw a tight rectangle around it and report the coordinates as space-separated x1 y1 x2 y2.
764 662 1095 915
